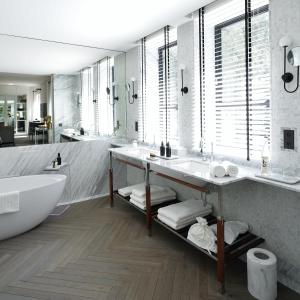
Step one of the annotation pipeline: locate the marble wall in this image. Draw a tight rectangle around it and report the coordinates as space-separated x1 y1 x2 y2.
0 140 126 205
53 74 81 143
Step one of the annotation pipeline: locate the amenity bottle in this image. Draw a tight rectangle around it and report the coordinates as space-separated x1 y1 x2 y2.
166 142 171 158
261 142 270 174
160 141 165 156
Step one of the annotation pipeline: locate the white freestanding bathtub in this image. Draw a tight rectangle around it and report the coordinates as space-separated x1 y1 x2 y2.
0 174 66 240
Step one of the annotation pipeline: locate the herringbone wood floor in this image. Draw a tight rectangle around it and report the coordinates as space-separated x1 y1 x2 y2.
0 198 298 300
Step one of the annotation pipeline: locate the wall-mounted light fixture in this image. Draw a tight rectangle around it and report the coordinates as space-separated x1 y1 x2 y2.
180 64 188 96
112 82 119 102
279 36 300 93
129 77 138 104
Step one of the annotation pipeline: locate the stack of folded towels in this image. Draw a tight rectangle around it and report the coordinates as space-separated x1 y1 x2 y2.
118 183 145 197
157 199 212 230
210 161 239 178
129 185 176 210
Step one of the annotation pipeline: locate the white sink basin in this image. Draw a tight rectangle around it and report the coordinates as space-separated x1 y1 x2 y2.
123 147 152 156
172 160 209 174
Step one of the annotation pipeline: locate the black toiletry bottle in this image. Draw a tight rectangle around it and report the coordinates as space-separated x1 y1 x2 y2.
166 142 171 158
160 141 165 156
57 153 61 165
80 127 84 135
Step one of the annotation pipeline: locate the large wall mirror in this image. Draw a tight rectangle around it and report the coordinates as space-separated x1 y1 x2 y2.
0 34 126 148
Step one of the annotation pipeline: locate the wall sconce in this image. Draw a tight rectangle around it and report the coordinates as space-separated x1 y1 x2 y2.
112 82 119 102
129 77 138 104
279 36 300 93
180 64 188 96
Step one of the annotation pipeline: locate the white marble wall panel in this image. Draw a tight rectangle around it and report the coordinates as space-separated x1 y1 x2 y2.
0 140 126 204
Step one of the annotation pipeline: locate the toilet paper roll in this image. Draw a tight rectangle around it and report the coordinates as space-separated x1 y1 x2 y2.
247 248 277 300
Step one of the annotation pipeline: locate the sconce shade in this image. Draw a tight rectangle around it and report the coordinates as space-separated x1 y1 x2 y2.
279 36 292 47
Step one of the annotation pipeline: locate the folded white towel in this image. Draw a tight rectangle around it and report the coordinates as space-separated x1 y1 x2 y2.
222 161 239 177
158 199 212 223
132 184 166 198
210 161 226 178
187 217 217 253
129 199 147 210
130 193 176 206
118 183 145 197
210 220 248 244
157 213 195 230
130 188 176 203
0 191 20 214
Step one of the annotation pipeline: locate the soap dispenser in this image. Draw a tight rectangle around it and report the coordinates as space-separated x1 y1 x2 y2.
166 142 171 158
57 153 62 166
160 141 165 156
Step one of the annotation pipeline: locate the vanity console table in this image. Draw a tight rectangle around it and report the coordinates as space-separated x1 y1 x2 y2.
108 148 264 294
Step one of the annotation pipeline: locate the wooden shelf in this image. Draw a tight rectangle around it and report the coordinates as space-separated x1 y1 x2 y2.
114 192 264 264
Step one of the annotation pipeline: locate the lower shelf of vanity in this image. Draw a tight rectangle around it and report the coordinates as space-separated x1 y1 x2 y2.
113 192 264 263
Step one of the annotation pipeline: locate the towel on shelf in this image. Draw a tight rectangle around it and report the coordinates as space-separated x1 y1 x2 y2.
131 184 166 198
0 191 20 214
210 220 248 244
209 162 226 178
157 199 212 224
118 183 145 197
187 217 217 254
222 161 239 177
129 199 147 210
157 213 195 230
131 187 176 203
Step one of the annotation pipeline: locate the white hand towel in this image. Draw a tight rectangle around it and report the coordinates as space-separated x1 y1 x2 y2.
132 184 166 198
130 199 147 210
130 192 176 205
210 220 248 244
157 214 196 230
158 199 212 223
118 183 145 197
131 188 175 203
209 162 226 178
0 191 20 214
222 161 239 177
187 217 217 254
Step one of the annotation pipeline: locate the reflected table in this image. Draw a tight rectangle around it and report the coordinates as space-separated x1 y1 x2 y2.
35 127 48 144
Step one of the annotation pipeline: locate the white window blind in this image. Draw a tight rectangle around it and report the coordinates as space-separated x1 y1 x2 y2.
81 67 94 132
140 26 178 145
81 57 114 136
194 0 270 160
97 57 114 136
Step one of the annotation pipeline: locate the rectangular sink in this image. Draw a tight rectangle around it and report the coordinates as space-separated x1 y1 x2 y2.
171 160 209 174
123 147 152 156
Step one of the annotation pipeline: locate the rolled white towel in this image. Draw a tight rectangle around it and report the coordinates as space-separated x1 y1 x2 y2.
209 161 226 178
222 161 239 177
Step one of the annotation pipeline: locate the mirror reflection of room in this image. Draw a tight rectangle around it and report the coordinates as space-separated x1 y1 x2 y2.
0 74 51 147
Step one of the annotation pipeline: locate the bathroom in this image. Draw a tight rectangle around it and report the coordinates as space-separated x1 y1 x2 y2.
0 0 299 299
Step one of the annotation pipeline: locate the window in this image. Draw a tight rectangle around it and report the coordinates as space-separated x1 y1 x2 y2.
80 56 114 135
140 26 178 145
97 57 114 136
194 0 270 160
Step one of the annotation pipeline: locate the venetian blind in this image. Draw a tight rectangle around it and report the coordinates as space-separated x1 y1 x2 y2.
194 0 270 160
141 26 178 145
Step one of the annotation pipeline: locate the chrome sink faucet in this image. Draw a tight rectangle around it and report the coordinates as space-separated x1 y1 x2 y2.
210 142 214 162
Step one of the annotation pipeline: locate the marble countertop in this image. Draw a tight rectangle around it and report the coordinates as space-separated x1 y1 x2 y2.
109 146 300 193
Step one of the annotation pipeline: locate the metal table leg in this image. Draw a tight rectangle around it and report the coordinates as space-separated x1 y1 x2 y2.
109 151 114 207
216 186 225 294
145 162 152 236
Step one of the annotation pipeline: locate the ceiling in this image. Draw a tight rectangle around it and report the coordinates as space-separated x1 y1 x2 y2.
0 0 214 75
0 73 50 87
